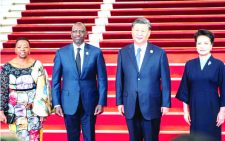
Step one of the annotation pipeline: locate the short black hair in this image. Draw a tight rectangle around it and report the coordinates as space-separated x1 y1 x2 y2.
132 18 151 30
15 37 31 47
194 29 214 45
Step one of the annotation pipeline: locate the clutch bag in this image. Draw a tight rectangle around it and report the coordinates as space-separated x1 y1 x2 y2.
4 112 15 124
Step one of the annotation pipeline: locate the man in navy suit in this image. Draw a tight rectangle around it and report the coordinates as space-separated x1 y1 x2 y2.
52 22 107 141
116 18 171 141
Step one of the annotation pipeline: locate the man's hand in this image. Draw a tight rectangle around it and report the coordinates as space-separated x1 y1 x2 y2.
0 111 7 123
94 105 103 115
118 105 124 115
161 107 169 116
55 106 64 117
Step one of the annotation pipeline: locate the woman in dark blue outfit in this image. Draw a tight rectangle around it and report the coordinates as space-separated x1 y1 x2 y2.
176 29 225 141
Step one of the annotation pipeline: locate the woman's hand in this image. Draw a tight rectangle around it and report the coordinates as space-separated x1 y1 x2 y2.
40 116 47 123
0 111 7 123
183 103 191 125
216 107 225 127
184 111 191 125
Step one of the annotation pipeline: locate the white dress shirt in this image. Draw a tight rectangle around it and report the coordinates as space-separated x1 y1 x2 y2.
73 42 85 73
134 42 147 70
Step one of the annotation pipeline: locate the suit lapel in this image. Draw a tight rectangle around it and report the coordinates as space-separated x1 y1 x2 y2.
68 44 79 76
139 43 154 73
81 44 90 78
127 44 139 72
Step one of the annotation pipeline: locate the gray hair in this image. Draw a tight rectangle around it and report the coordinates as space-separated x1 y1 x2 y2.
132 18 152 30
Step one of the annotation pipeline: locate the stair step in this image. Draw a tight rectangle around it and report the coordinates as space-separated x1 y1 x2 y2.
108 15 225 23
17 16 96 24
8 5 26 11
106 96 183 108
99 39 225 48
113 1 225 9
0 34 8 42
11 22 225 32
3 39 225 48
0 78 182 92
42 133 225 141
22 9 99 17
0 19 17 25
103 30 225 40
12 0 30 4
8 32 91 40
3 11 21 19
0 63 185 77
1 48 225 64
25 1 225 10
26 2 101 10
102 30 225 39
0 129 189 141
12 24 94 32
7 30 225 40
21 8 225 17
107 79 181 92
0 26 12 33
2 123 225 135
111 7 225 16
2 113 225 132
15 15 225 24
30 0 103 2
105 22 225 31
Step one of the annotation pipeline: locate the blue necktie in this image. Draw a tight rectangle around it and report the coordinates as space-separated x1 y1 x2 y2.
136 48 141 70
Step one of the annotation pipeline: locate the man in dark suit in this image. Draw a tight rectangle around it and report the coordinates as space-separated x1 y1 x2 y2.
116 18 171 141
52 22 107 141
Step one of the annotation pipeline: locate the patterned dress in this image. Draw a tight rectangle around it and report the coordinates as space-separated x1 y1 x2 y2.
0 60 51 141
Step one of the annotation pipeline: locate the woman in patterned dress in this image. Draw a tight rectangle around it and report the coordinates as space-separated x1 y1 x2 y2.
0 37 52 141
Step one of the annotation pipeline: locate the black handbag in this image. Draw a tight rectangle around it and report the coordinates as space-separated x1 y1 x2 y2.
4 112 15 124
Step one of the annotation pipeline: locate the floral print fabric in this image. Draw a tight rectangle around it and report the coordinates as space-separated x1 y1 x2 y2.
0 60 51 141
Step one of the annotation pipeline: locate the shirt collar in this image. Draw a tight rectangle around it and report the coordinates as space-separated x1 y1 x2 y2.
134 42 148 52
199 54 211 61
73 42 85 50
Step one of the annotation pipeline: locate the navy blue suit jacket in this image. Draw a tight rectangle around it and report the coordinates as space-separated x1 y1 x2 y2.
52 43 107 115
116 42 171 120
